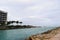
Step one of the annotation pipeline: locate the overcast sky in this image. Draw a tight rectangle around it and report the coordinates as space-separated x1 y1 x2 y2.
0 0 60 26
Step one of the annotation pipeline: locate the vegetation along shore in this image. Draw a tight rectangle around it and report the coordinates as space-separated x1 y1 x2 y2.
0 21 37 30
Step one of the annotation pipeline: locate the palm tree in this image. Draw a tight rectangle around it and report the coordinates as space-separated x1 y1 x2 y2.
11 21 16 25
16 21 19 25
7 21 12 25
7 21 15 25
7 22 10 25
19 22 23 25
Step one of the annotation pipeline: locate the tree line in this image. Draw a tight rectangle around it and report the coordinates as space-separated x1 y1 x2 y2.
7 21 23 25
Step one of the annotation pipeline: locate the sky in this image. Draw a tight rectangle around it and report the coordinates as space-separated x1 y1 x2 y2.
0 0 60 26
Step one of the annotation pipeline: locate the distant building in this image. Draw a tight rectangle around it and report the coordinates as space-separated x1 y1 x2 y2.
0 10 7 26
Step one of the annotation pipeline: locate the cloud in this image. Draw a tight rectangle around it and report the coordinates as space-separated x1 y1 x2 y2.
8 0 31 3
0 0 60 26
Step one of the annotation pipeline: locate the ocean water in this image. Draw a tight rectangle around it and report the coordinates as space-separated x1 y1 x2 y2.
0 27 56 40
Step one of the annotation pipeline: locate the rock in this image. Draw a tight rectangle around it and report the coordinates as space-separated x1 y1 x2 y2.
26 27 60 40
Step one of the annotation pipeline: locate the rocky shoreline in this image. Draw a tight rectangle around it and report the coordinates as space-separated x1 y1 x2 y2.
26 27 60 40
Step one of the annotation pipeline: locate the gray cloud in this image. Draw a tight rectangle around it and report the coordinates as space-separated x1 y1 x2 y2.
0 0 60 26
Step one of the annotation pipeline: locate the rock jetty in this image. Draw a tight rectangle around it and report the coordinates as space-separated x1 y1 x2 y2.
26 27 60 40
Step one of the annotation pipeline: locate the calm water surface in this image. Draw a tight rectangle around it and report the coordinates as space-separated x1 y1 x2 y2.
0 27 56 40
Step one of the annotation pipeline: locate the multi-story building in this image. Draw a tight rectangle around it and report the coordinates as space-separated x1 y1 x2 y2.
0 10 7 26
